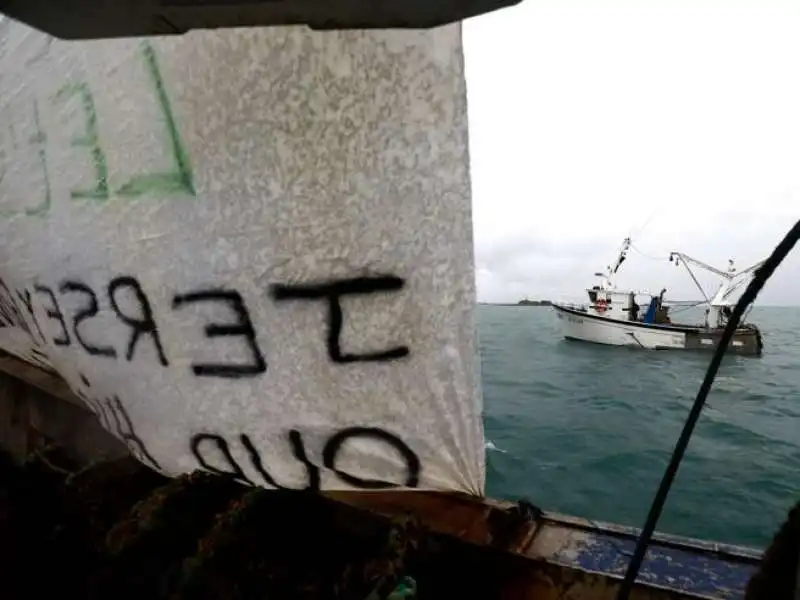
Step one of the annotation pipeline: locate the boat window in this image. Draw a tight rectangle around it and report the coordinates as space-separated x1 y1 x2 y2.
588 290 597 302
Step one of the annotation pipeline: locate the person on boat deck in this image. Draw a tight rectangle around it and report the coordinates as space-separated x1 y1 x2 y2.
654 288 671 324
628 292 640 321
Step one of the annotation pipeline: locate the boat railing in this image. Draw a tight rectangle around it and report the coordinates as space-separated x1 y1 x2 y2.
554 301 588 312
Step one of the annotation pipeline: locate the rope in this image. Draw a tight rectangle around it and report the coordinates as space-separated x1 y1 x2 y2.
629 243 664 261
666 301 705 315
629 210 659 241
616 218 800 600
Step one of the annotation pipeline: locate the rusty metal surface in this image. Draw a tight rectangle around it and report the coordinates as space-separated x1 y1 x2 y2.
0 357 764 599
326 490 529 547
331 490 761 599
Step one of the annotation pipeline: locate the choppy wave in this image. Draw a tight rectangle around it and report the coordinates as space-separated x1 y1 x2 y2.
485 440 507 453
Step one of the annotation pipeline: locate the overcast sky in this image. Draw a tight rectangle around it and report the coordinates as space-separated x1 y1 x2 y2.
463 1 800 305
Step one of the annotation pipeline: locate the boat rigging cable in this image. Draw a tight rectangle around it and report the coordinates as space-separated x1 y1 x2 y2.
616 218 800 600
629 242 663 262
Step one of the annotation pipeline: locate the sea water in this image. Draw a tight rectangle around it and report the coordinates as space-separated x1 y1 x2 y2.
479 304 800 548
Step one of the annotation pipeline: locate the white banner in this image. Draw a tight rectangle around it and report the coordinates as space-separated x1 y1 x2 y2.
0 21 484 494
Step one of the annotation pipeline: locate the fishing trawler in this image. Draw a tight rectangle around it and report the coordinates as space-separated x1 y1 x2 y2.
552 238 765 356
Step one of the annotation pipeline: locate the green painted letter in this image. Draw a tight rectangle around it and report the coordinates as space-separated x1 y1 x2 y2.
116 42 195 197
55 82 110 201
27 100 52 217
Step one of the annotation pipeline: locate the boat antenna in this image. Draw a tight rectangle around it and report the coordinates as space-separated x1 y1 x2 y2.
616 218 800 600
629 209 658 240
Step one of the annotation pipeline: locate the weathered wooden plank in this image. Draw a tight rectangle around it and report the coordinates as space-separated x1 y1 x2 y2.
0 350 81 407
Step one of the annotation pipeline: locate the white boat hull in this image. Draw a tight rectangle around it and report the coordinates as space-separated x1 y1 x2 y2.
554 305 686 349
551 303 763 355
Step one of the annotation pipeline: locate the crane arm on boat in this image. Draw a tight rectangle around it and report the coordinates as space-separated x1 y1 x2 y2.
669 251 766 314
668 251 732 279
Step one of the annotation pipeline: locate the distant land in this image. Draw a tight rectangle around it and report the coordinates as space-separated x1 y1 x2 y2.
479 299 552 307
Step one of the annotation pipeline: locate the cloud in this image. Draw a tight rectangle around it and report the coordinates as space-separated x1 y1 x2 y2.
464 1 800 305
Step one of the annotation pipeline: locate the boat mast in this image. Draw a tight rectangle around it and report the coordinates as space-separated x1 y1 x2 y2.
598 237 631 289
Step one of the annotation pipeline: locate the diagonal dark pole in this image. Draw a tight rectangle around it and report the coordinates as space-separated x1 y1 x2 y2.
616 219 800 600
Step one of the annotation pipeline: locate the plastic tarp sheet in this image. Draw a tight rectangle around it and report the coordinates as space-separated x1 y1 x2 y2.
0 21 485 494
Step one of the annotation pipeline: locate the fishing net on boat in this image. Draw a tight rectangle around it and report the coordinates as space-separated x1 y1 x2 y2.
0 446 426 599
0 443 535 600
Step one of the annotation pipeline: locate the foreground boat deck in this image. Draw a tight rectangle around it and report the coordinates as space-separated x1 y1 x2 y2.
335 491 760 599
0 349 765 599
0 451 762 600
537 515 758 598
